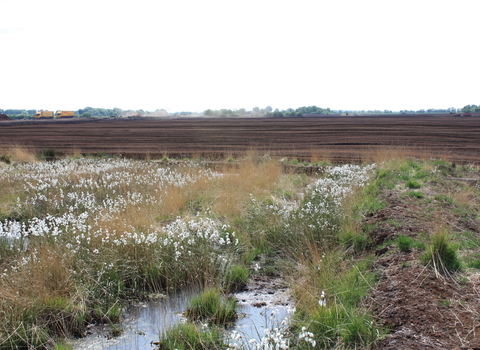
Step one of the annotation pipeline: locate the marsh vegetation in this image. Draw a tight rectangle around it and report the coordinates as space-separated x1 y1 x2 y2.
0 147 478 349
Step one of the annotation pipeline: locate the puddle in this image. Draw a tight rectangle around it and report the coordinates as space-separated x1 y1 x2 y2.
71 277 294 349
69 292 191 350
234 275 294 342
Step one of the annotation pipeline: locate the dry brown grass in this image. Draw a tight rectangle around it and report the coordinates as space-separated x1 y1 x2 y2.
367 145 410 164
210 158 281 218
447 184 479 214
310 147 332 164
68 147 83 158
10 146 37 162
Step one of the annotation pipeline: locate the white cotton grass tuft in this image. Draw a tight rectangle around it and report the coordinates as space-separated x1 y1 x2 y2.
318 291 326 307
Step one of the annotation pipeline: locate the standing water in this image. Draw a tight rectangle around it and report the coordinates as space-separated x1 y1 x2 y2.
71 277 294 349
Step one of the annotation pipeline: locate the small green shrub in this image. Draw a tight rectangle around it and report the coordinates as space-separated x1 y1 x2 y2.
185 288 237 325
397 235 414 252
406 179 421 189
290 158 299 165
421 230 462 273
407 191 424 198
41 148 57 158
0 154 11 164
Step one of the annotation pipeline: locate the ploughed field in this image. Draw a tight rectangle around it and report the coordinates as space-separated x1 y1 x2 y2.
1 115 479 162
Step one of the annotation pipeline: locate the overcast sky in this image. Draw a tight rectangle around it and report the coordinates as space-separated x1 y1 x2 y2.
1 0 478 113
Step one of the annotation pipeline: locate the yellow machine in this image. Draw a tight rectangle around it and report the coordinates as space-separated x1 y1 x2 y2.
54 111 75 118
33 111 54 119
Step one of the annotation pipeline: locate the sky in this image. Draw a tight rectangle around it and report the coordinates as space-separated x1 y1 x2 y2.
1 0 479 113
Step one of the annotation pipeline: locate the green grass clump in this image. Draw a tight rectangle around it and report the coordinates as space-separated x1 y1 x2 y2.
0 154 11 164
224 264 250 292
397 235 414 252
467 259 480 269
41 148 57 158
294 255 382 349
407 191 424 198
53 342 73 350
185 288 237 325
421 230 462 273
157 323 226 350
406 179 421 189
340 229 370 253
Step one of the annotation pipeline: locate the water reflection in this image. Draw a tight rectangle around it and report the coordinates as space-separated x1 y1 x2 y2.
70 292 191 350
71 287 294 350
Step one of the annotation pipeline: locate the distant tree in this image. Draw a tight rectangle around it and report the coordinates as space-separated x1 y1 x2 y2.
461 104 479 113
272 108 284 117
265 106 273 113
252 107 260 114
284 108 296 117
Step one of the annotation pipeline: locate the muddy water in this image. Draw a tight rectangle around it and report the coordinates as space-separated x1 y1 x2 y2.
71 277 294 349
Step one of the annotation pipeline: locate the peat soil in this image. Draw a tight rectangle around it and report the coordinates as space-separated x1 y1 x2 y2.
363 176 480 349
1 115 479 163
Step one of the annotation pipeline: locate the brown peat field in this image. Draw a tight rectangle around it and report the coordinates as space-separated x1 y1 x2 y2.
1 114 479 163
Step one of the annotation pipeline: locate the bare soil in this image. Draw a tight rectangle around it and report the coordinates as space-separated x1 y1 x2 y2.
364 177 480 349
1 115 479 163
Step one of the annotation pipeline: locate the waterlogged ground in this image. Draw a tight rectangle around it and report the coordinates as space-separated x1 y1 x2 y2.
70 276 295 349
0 156 378 349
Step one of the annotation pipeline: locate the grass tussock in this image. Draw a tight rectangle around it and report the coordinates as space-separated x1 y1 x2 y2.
157 322 226 350
10 146 38 162
421 229 462 274
184 288 237 325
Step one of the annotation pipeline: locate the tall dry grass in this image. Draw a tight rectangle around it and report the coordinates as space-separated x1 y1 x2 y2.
310 147 332 164
0 146 38 163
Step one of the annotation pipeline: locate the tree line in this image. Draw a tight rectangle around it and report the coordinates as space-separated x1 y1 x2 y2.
460 105 480 113
1 105 478 119
203 105 333 118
